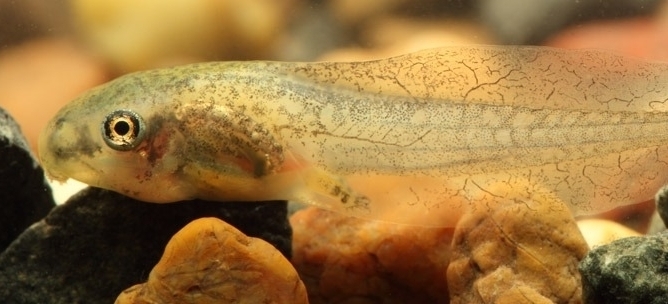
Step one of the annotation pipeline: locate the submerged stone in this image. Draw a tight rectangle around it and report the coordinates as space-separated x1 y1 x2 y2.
291 207 453 304
0 107 54 252
116 217 307 304
447 186 588 304
580 232 668 304
0 187 290 304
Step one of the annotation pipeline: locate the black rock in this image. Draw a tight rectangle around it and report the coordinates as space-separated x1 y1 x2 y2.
579 232 668 304
0 107 55 252
0 187 291 304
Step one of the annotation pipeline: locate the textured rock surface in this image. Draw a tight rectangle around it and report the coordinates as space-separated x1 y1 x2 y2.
0 107 54 252
0 187 290 304
291 207 453 304
447 188 588 304
580 232 668 304
116 217 307 304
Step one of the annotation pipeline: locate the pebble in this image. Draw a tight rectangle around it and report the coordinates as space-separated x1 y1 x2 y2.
291 207 453 303
116 217 307 304
579 232 668 303
447 184 588 304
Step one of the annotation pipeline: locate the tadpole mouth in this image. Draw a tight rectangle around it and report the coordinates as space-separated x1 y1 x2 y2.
42 167 69 183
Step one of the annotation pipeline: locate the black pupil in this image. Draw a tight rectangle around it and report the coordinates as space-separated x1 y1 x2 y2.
114 121 131 135
103 110 144 150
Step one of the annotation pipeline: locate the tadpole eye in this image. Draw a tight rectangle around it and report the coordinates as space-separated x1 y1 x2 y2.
101 110 146 151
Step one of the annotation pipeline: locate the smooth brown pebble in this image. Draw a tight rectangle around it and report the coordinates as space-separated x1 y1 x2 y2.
447 183 588 304
291 207 453 304
115 217 307 304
